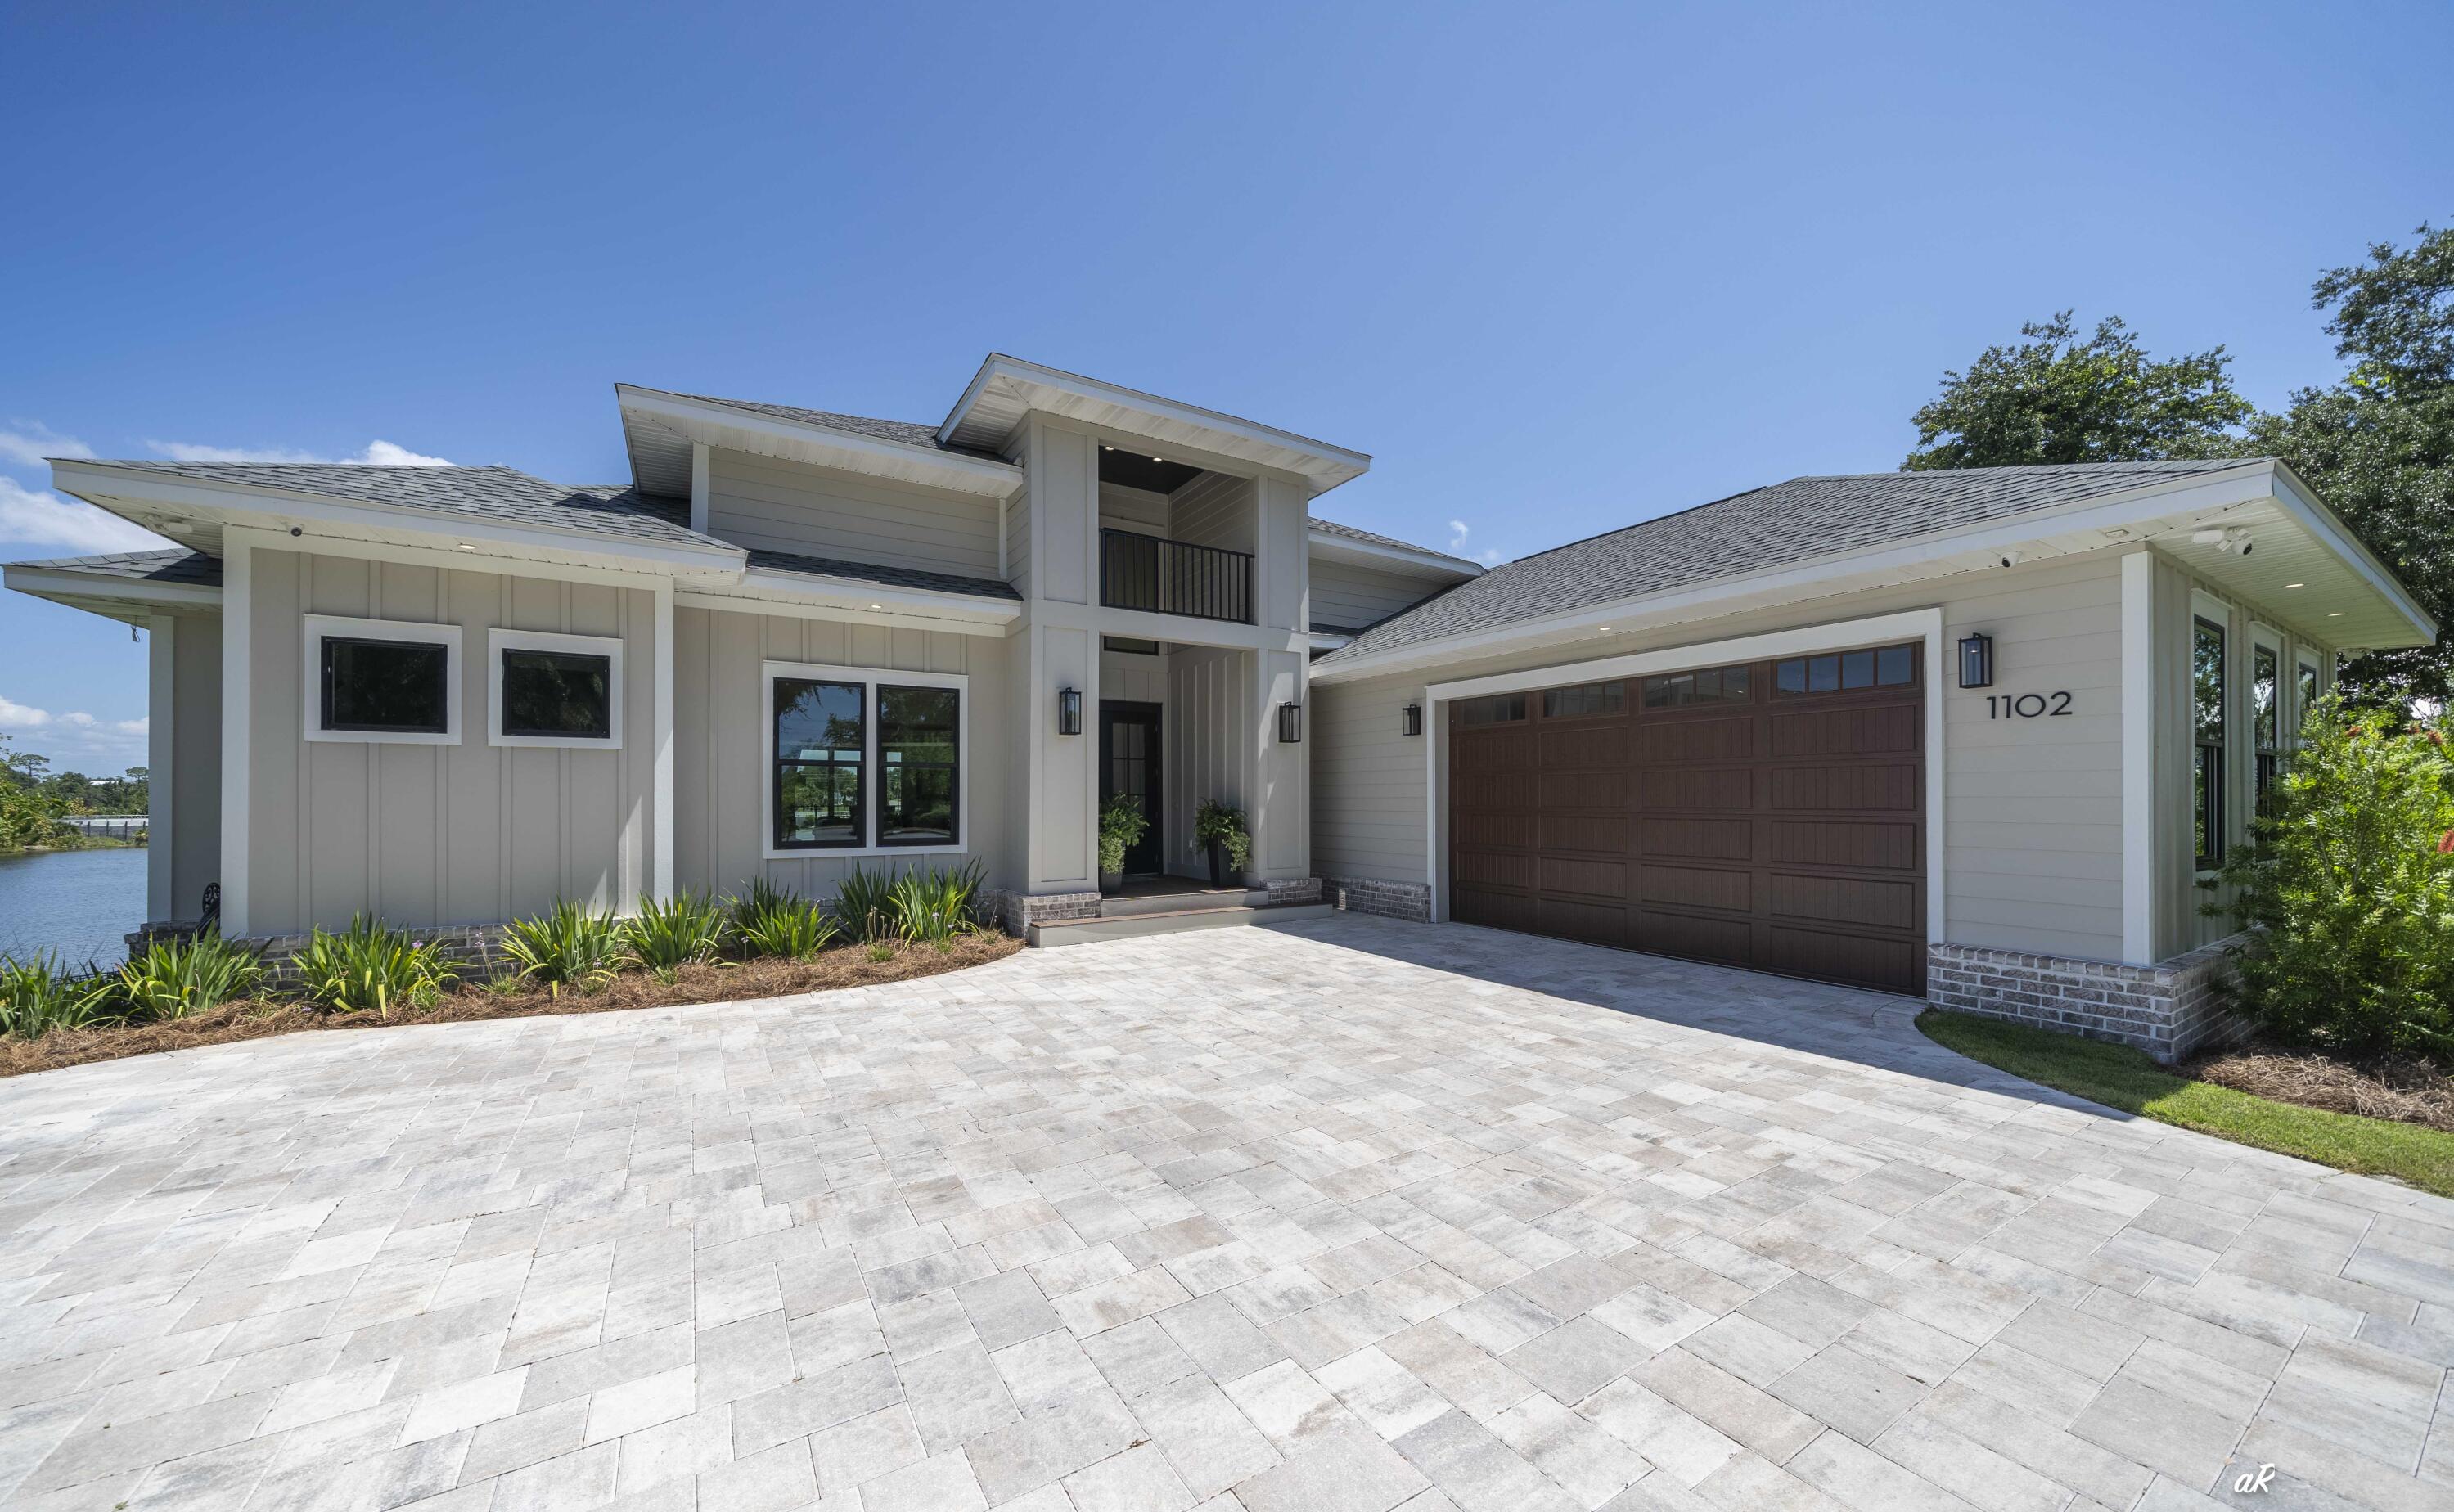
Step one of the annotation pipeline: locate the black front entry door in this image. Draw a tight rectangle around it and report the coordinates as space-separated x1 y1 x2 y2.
1099 701 1164 875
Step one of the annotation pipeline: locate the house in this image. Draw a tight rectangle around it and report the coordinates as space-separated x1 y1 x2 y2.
9 359 2433 1059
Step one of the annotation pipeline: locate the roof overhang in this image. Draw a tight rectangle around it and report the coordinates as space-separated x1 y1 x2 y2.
941 355 1371 493
1312 460 2436 684
48 460 748 583
678 565 1020 638
618 385 1022 501
1308 526 1481 579
3 560 223 626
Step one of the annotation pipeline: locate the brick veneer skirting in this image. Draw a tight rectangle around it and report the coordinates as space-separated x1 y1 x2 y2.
983 889 1102 937
128 923 515 991
1925 936 2247 1063
1264 877 1322 906
1323 877 1432 923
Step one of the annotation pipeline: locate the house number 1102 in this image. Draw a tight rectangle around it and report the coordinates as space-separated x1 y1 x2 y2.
1987 692 2073 718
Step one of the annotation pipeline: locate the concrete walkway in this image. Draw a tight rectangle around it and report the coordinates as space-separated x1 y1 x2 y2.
0 916 2447 1511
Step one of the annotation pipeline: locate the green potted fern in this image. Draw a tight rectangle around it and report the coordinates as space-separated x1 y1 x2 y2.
1098 793 1149 894
1194 799 1250 889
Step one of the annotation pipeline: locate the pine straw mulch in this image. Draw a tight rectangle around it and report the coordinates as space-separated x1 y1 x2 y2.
2186 1042 2454 1133
0 933 1022 1080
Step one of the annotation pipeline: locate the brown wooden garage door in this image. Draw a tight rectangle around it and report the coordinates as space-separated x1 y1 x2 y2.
1448 643 1925 994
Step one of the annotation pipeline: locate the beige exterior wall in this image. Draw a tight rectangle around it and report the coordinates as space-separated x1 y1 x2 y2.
1313 551 2137 962
1309 559 1448 632
146 610 223 924
241 547 661 936
706 447 1003 580
671 604 1010 902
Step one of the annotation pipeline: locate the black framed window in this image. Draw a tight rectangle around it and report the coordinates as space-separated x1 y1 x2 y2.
1453 693 1526 726
1774 644 1915 695
878 686 959 845
501 650 611 740
1542 682 1625 718
322 636 449 734
2252 642 2281 808
774 679 864 849
2296 659 2320 745
2193 616 2227 869
1642 664 1752 708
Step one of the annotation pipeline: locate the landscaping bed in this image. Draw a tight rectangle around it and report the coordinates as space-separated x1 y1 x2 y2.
1919 1009 2454 1198
0 932 1019 1079
2188 1042 2453 1132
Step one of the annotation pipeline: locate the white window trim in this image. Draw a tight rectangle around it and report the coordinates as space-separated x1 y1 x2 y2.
761 660 970 862
1418 606 1946 943
488 628 626 749
304 614 462 745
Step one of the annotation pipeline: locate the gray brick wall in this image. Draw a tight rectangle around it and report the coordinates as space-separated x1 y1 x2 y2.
984 889 1102 937
1926 936 2247 1063
1264 878 1323 906
1323 877 1431 923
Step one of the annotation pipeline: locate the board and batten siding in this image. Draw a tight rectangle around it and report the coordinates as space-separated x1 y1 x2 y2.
243 548 660 935
1311 551 2135 963
1309 558 1448 632
169 613 222 925
671 604 1009 902
707 447 1004 580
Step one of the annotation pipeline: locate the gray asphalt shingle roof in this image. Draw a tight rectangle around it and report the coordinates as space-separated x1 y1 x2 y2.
7 548 223 585
1320 460 2259 664
745 548 1020 601
77 462 718 549
673 394 1008 461
1310 517 1480 571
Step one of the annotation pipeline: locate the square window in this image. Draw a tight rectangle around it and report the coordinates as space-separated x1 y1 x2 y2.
322 636 448 734
1808 655 1839 692
1840 650 1875 688
501 650 611 740
1876 645 1913 686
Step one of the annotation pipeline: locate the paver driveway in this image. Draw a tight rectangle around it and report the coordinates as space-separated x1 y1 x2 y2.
1 916 2448 1512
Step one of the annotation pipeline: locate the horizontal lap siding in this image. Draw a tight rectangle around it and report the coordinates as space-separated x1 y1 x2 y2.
1311 678 1425 883
1310 559 1446 632
709 448 1002 579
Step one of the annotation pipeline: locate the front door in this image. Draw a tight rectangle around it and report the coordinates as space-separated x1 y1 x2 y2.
1099 701 1164 875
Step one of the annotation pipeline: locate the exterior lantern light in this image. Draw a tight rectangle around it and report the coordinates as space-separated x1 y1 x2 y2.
1958 633 1994 689
1277 701 1304 744
1057 686 1083 736
1400 703 1423 737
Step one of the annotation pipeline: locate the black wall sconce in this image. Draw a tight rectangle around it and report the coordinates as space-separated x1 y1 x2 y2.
1400 703 1423 737
1057 686 1083 736
1277 702 1303 744
1958 633 1994 689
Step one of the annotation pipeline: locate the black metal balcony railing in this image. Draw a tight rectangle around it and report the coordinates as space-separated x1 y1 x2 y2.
1099 528 1254 624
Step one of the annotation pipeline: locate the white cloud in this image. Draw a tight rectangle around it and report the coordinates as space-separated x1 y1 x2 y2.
1446 518 1506 568
0 477 173 555
145 439 452 466
0 421 94 467
0 694 148 767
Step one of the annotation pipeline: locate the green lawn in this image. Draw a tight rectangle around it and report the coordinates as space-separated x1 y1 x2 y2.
1916 1010 2454 1199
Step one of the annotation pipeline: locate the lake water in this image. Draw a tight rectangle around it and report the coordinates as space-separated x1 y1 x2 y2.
0 847 150 967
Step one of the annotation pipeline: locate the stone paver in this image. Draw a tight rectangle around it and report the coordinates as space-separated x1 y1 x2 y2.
2 915 2450 1510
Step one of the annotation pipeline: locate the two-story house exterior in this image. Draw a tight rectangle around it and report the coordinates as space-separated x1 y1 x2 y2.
11 356 2434 1060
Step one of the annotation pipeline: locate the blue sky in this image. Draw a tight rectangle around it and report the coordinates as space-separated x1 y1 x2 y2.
4 1 2448 773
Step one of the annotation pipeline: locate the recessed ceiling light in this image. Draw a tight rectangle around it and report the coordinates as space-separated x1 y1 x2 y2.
868 603 883 610
2283 582 2303 589
454 542 475 552
2329 611 2345 617
1150 456 1163 463
1598 625 1613 632
1102 445 1112 451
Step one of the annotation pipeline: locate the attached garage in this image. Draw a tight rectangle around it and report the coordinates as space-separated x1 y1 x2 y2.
1447 641 1926 994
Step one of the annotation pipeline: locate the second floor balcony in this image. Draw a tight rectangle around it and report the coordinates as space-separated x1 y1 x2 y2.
1099 527 1254 624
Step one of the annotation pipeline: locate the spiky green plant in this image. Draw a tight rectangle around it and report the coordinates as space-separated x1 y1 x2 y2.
623 889 731 970
888 861 985 947
0 952 117 1038
738 893 840 960
831 865 902 943
115 933 263 1023
727 876 799 940
500 901 625 993
289 916 455 1018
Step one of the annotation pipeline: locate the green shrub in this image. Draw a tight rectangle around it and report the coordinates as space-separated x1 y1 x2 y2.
1195 799 1251 872
2209 695 2454 1060
736 890 840 960
1097 794 1149 877
888 862 984 947
501 901 625 992
290 916 455 1017
831 865 902 943
624 889 731 970
728 876 799 939
0 953 116 1037
115 933 263 1022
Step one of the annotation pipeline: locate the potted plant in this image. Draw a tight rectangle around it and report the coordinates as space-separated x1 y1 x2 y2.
1097 793 1148 894
1194 799 1251 889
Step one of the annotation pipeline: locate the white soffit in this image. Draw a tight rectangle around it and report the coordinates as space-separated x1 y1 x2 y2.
618 386 1023 500
940 355 1371 491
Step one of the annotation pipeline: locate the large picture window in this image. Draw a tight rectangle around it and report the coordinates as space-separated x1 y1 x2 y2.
878 686 960 845
764 664 967 857
489 629 623 748
2193 615 2227 870
304 614 461 745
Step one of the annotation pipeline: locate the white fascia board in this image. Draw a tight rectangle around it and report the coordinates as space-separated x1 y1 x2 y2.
678 570 1020 637
1308 631 1355 652
2266 461 2435 641
939 354 1371 490
52 461 748 578
2 563 222 611
1308 529 1482 578
617 385 1023 497
1313 465 2299 684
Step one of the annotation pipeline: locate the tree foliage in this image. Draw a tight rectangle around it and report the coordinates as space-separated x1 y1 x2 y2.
1902 312 2252 470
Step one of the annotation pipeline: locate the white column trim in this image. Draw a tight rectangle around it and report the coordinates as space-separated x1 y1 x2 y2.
652 577 675 902
2120 550 2155 965
147 614 175 923
218 540 251 937
688 442 711 536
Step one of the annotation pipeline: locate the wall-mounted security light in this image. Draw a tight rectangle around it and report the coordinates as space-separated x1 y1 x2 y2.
1958 633 1994 689
1057 686 1082 736
2193 525 2254 556
1401 703 1422 737
1277 702 1303 744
